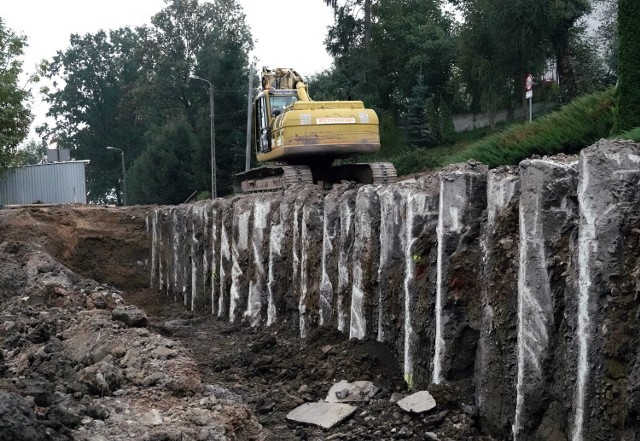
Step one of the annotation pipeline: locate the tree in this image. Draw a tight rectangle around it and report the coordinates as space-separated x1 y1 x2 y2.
614 0 640 133
40 0 253 202
560 25 610 100
10 139 46 167
0 18 32 169
455 0 592 120
39 28 148 203
405 74 430 147
319 0 455 117
594 0 617 83
548 0 591 95
127 119 198 205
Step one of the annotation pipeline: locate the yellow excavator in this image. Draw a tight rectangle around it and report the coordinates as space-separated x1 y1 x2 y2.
234 67 397 193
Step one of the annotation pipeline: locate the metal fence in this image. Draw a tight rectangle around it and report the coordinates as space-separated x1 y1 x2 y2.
0 161 90 205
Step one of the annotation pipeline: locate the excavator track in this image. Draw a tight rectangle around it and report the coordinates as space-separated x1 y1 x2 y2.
234 162 397 194
368 162 398 185
234 165 313 193
320 162 398 186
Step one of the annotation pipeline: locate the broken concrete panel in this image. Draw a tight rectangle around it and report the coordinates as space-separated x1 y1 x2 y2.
350 185 381 340
514 157 578 441
245 195 276 327
397 390 437 413
181 205 192 308
336 188 357 333
287 402 357 429
167 207 186 301
433 161 487 384
217 199 234 319
376 184 406 346
402 175 440 390
190 202 208 312
169 207 183 300
475 166 521 439
325 380 380 403
229 197 254 322
208 199 225 316
319 185 355 327
299 187 324 338
148 209 160 291
266 193 294 326
573 140 640 440
201 201 213 314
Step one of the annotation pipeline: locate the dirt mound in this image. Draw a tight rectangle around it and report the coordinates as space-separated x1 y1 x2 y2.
0 238 263 440
0 205 149 290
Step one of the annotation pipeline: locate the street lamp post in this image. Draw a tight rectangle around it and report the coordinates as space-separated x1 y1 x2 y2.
106 146 126 206
189 74 217 199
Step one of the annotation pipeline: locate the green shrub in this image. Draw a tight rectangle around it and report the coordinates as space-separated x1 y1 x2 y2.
617 127 640 142
449 87 615 167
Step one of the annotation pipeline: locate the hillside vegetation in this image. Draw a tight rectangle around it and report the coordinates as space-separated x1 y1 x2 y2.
384 88 617 176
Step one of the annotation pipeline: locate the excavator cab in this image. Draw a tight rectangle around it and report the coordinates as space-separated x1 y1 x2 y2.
253 88 298 154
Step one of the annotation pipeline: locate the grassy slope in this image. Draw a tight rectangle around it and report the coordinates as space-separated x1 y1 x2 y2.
380 87 617 175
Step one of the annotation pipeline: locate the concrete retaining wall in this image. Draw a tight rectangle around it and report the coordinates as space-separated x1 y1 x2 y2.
148 140 640 441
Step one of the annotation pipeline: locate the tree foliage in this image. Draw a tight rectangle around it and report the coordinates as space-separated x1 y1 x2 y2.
614 0 640 133
10 139 46 167
39 0 253 203
313 0 455 152
127 118 198 205
0 18 32 169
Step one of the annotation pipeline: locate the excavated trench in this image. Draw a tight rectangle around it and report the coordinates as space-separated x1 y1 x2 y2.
149 139 640 441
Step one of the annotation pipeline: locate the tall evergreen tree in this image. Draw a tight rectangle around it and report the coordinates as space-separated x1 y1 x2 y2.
614 0 640 133
405 74 430 147
127 119 198 205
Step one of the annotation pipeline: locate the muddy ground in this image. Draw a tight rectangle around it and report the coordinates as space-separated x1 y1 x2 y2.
0 204 496 440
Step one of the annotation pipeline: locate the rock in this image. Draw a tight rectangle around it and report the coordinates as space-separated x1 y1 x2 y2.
460 403 477 417
45 404 83 428
321 345 334 354
258 401 275 414
188 408 210 426
0 390 50 440
425 432 439 440
297 384 309 393
168 375 202 397
423 410 448 428
287 402 357 429
390 392 403 403
111 305 148 327
80 361 123 395
85 405 110 420
325 380 379 403
397 391 436 413
150 346 177 359
140 409 163 426
141 372 164 387
395 425 411 438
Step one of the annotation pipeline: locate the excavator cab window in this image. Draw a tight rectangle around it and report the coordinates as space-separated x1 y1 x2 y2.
255 95 270 153
269 94 297 117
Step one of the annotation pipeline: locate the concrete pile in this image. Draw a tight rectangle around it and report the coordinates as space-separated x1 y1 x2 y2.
149 139 640 440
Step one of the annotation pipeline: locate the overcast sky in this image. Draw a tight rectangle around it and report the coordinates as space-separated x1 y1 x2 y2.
2 0 334 139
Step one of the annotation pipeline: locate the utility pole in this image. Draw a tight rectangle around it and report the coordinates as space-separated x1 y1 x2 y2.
245 65 254 172
189 75 217 198
106 146 126 205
